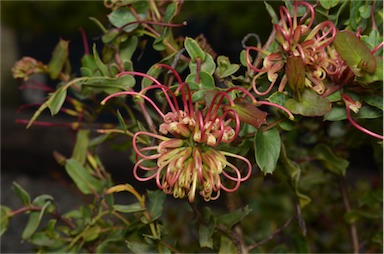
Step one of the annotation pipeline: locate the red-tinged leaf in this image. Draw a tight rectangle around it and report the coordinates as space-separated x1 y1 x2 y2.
334 31 376 76
356 56 383 85
228 97 267 128
286 56 305 92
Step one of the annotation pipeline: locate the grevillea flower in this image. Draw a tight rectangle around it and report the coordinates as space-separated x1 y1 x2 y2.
101 65 256 202
246 1 337 96
12 57 48 81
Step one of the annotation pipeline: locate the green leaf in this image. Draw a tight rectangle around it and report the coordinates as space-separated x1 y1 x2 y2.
81 54 98 75
95 229 125 253
189 53 216 75
108 7 145 33
312 143 349 175
12 182 31 206
72 130 90 165
22 196 53 239
279 144 311 207
26 82 72 128
359 5 371 19
92 44 110 77
83 226 101 242
240 50 248 67
264 1 279 24
147 190 166 221
116 109 128 132
65 158 103 195
82 75 135 95
254 128 281 174
28 231 65 247
120 36 138 61
356 105 382 119
334 30 376 75
113 203 145 213
361 30 382 51
286 56 305 92
364 94 383 110
48 39 69 79
141 64 163 88
101 29 120 44
48 85 67 116
323 106 347 121
127 241 156 253
268 91 290 106
191 88 209 102
326 90 342 102
319 0 339 9
199 207 216 249
186 71 215 89
217 205 251 228
185 37 206 62
164 2 178 23
1 206 12 236
215 55 240 78
153 28 171 51
219 235 237 254
356 56 383 85
286 89 331 116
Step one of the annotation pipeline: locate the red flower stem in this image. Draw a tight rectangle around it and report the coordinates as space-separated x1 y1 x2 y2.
116 71 178 113
101 91 166 119
205 91 235 122
372 41 383 55
127 4 187 62
16 119 78 128
11 206 76 229
79 27 90 55
19 83 54 92
178 82 194 117
133 159 158 181
257 100 295 120
119 19 187 33
345 106 384 140
226 86 257 103
296 1 315 31
342 94 383 139
156 64 183 85
371 0 377 31
246 46 268 73
221 151 252 181
252 73 276 96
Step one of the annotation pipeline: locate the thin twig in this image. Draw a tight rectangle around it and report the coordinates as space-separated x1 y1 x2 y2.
226 192 248 254
339 177 360 254
246 216 294 252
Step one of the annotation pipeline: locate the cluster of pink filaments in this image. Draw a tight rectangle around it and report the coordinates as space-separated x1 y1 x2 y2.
246 1 337 95
102 65 252 202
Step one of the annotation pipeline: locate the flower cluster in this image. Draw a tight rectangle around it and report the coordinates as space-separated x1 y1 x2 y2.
246 1 337 95
102 65 256 202
12 57 48 81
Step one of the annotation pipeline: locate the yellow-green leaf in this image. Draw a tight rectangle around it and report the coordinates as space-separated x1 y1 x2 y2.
334 30 376 76
48 39 69 79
